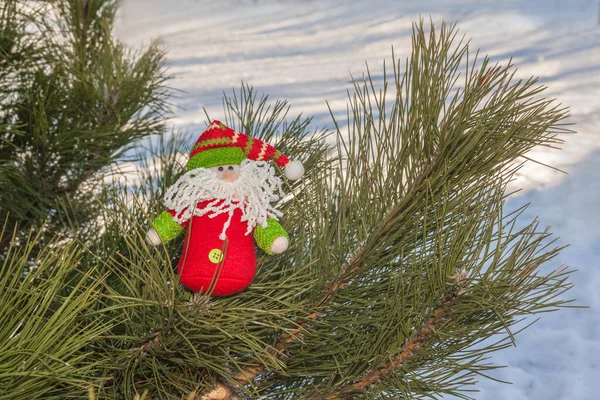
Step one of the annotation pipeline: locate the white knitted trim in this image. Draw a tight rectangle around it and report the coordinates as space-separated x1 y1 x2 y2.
163 159 283 240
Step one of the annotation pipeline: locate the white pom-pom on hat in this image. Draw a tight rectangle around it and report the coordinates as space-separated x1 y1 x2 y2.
284 160 304 180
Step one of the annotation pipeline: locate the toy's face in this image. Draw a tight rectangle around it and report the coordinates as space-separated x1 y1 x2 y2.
210 164 240 182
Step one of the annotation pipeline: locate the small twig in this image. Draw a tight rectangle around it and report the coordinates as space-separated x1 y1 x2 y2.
361 155 372 186
88 384 96 400
55 153 101 196
201 148 443 399
318 282 468 399
200 244 367 399
131 331 161 357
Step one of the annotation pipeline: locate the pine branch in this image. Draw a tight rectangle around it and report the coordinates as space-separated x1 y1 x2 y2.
317 277 469 399
0 7 576 397
200 246 365 399
0 220 112 399
0 0 170 238
201 147 442 399
198 20 572 399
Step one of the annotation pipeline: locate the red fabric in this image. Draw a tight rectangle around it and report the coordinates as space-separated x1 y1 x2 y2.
274 153 289 167
234 131 249 150
247 139 263 160
188 121 285 165
191 120 231 144
262 144 277 160
172 200 257 296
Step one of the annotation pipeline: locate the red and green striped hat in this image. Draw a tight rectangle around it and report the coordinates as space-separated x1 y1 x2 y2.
187 120 304 180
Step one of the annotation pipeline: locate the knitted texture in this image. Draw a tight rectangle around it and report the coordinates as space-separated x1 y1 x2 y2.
152 210 184 242
186 120 290 171
177 202 257 296
149 120 303 296
254 218 288 255
187 147 246 170
163 160 284 240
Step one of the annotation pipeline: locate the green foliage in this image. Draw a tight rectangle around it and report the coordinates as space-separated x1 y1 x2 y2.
245 22 573 399
0 0 169 247
80 86 330 399
0 222 111 399
0 2 577 399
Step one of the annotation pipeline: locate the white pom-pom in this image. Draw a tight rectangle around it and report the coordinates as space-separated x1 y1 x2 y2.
284 160 304 180
270 236 289 254
146 228 162 246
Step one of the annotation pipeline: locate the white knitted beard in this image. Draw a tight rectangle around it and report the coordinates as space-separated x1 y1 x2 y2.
163 159 284 240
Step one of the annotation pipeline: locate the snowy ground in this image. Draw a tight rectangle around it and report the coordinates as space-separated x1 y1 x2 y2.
115 1 599 398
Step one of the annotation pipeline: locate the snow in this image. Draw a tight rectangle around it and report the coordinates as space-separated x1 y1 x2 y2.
115 0 599 398
475 149 600 400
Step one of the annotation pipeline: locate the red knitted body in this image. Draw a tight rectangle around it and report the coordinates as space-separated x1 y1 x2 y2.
172 200 257 296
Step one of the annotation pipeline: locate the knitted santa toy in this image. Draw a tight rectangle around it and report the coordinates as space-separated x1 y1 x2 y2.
146 120 304 296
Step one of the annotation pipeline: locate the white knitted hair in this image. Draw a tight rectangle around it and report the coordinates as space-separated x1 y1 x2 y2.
163 159 283 240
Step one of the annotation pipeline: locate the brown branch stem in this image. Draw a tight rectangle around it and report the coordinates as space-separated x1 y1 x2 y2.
320 286 466 399
202 148 442 399
201 245 366 400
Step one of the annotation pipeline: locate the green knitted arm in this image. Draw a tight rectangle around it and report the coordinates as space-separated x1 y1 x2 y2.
254 218 288 255
151 211 184 243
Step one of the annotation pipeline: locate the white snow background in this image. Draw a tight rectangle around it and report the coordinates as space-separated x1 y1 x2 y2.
114 1 599 398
